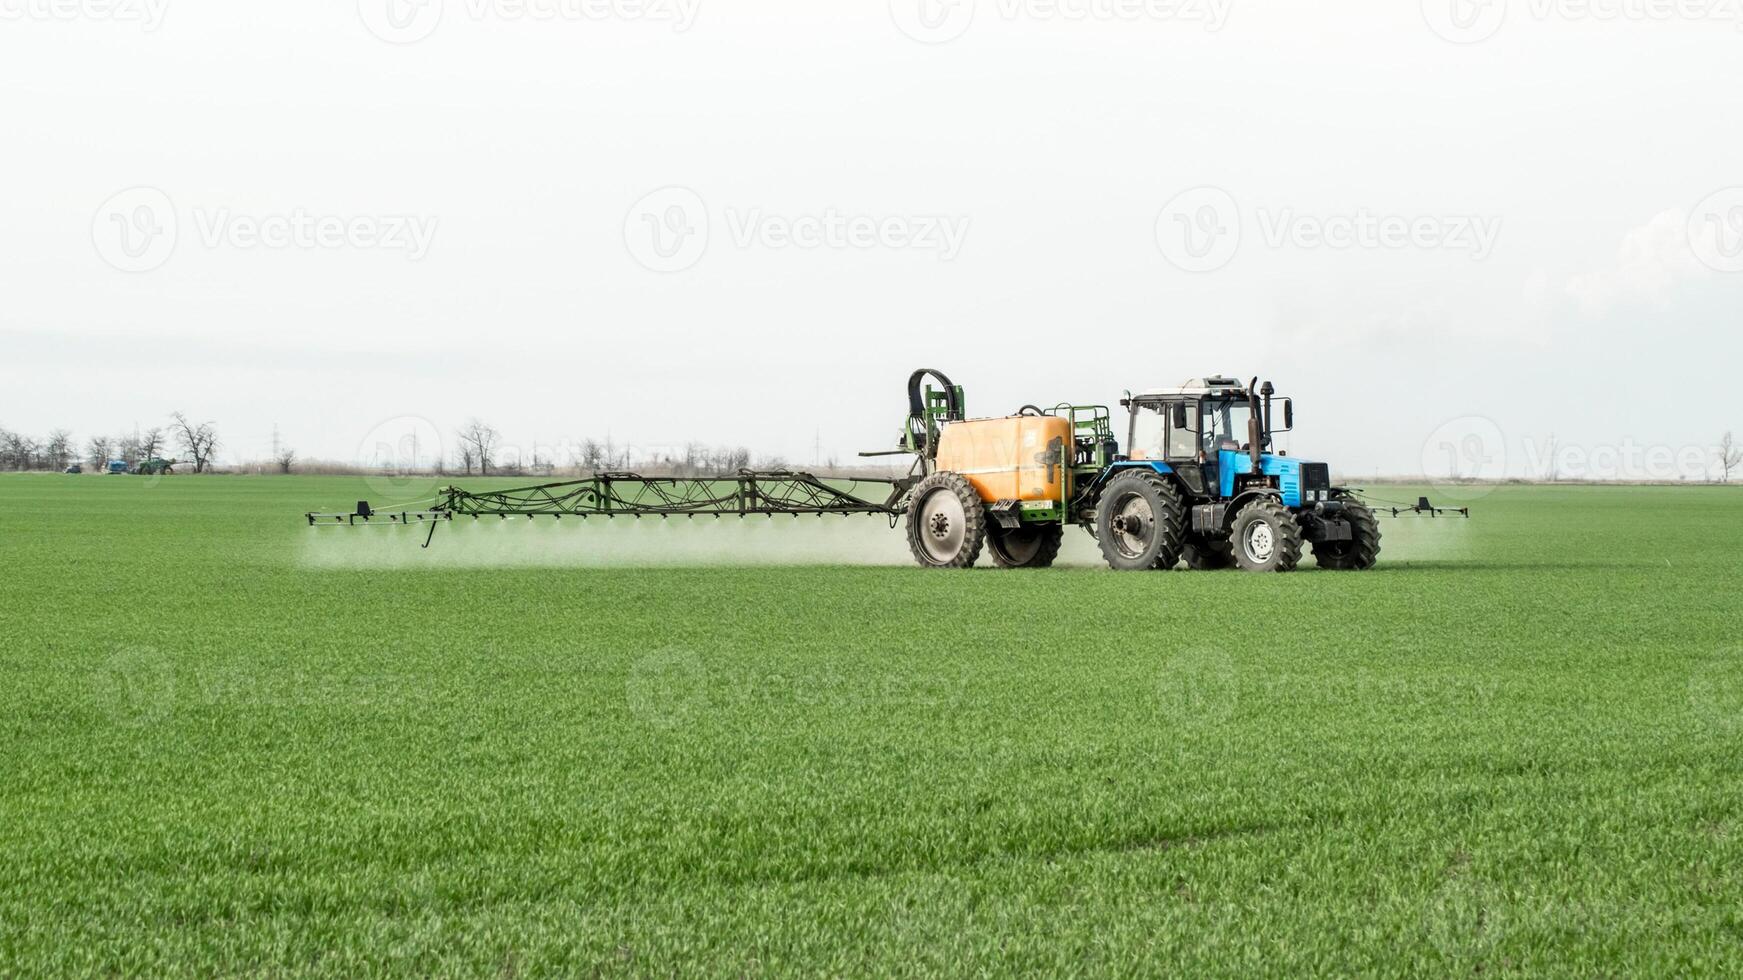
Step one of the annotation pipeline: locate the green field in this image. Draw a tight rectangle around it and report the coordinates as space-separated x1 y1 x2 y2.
2 474 1741 975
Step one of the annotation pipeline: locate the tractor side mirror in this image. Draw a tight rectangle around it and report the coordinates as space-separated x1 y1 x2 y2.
1282 399 1294 431
1171 402 1190 431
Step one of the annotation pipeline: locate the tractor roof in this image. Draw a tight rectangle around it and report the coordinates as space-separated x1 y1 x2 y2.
1134 376 1245 399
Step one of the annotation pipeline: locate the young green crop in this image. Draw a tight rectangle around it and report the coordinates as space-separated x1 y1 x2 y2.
1 475 1740 975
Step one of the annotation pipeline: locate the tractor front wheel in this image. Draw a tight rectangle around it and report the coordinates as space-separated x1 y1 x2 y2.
987 522 1064 569
1094 470 1186 571
1313 499 1382 570
905 471 986 568
1230 498 1303 573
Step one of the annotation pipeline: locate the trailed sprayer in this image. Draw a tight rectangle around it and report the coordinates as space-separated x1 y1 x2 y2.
308 369 1464 571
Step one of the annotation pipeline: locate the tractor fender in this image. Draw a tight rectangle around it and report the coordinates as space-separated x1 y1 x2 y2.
1083 461 1176 502
1214 488 1284 533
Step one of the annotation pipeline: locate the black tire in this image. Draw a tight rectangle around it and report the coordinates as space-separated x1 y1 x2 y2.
1230 497 1303 573
904 471 986 569
987 522 1064 569
1093 470 1186 571
1313 499 1382 570
1181 534 1234 570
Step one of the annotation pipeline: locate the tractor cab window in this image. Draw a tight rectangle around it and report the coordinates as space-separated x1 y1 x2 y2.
1130 402 1166 460
1130 400 1201 460
1201 399 1254 453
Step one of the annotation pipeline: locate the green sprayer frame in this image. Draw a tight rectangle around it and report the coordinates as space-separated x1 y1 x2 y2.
305 470 914 547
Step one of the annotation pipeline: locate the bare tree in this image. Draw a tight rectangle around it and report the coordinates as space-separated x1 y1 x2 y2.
86 435 114 469
275 448 297 474
1721 431 1742 484
455 446 476 476
724 446 751 472
1541 434 1560 482
578 438 605 474
0 428 28 470
135 427 165 464
45 430 74 470
169 413 219 473
457 419 500 476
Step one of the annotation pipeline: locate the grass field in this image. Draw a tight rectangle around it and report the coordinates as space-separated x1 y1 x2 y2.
2 474 1741 976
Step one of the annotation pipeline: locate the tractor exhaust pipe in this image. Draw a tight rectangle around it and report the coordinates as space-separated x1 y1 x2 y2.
1260 381 1275 444
1247 377 1264 472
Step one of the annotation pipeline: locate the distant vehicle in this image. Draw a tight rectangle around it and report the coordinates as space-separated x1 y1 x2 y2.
107 460 129 474
135 457 177 476
64 463 82 474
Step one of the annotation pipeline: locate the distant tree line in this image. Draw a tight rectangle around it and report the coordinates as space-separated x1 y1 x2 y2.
0 414 219 473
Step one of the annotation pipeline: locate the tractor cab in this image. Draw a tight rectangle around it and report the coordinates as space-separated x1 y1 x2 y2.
1120 377 1305 501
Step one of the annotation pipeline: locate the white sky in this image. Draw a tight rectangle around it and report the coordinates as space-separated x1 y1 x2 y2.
3 0 1741 479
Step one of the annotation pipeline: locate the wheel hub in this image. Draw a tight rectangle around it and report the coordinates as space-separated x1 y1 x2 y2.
917 487 968 563
1244 521 1275 563
1109 494 1155 559
928 512 951 538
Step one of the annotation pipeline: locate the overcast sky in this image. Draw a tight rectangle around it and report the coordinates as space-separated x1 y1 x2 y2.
3 0 1740 480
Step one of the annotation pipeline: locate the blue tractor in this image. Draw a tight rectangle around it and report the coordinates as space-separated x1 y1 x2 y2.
896 371 1383 572
1097 376 1379 572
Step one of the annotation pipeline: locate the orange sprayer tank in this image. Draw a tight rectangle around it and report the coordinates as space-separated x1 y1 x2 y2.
933 415 1071 503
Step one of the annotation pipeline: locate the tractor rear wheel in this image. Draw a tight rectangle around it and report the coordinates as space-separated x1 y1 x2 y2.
1181 534 1234 570
987 522 1064 569
1230 497 1303 573
1094 470 1186 571
905 471 986 568
1313 499 1382 570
